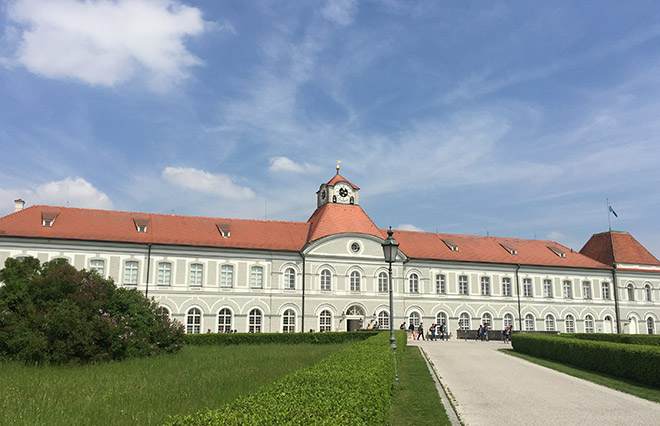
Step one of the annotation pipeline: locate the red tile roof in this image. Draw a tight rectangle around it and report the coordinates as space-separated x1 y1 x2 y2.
0 206 309 251
580 231 660 267
0 204 622 270
389 229 611 269
326 173 360 189
306 204 384 243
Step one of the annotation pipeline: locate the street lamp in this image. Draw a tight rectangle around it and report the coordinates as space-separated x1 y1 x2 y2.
382 226 399 387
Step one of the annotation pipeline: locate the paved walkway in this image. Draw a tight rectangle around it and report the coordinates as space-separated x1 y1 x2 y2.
410 338 660 426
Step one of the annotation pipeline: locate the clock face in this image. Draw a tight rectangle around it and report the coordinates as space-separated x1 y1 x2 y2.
338 187 349 199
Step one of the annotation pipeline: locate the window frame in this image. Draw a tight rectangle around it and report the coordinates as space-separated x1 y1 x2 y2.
481 276 490 296
645 284 652 302
502 277 512 297
250 266 264 289
601 282 610 300
545 314 555 331
565 314 575 333
248 308 262 333
217 308 232 333
319 310 332 332
409 273 419 293
458 312 470 330
350 270 361 292
123 260 139 285
189 263 203 287
282 309 296 333
563 280 572 299
220 264 234 288
186 307 202 334
524 313 535 331
284 267 296 290
543 279 553 298
378 271 388 293
582 281 592 300
523 278 532 297
436 274 446 294
584 314 594 333
377 310 389 329
320 269 332 291
458 275 469 295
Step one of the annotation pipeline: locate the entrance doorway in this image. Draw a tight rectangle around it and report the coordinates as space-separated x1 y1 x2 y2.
347 319 361 331
603 316 613 334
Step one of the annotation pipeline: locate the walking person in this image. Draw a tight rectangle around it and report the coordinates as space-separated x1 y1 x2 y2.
416 322 425 340
503 325 511 344
483 323 489 341
430 323 437 341
476 324 483 341
440 321 447 341
408 322 415 340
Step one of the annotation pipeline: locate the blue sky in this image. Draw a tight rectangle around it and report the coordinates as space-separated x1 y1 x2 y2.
1 0 660 257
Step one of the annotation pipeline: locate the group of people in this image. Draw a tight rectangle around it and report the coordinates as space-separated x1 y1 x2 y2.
474 323 513 343
401 321 448 341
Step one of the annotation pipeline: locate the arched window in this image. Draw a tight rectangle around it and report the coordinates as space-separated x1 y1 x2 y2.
346 305 365 317
218 308 232 333
436 274 446 294
459 313 470 330
503 313 514 329
378 311 389 329
248 309 262 333
436 312 448 331
565 314 575 333
409 312 421 328
220 264 233 288
190 263 203 287
584 315 594 333
627 283 635 301
545 314 555 331
284 268 295 290
524 314 535 331
250 266 263 288
319 310 332 332
645 284 653 302
647 317 655 335
186 308 202 334
350 271 361 292
282 309 296 333
481 313 492 328
378 272 388 293
320 269 332 291
481 277 491 296
409 273 419 293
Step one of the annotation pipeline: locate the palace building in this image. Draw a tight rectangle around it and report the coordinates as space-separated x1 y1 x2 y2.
1 170 658 335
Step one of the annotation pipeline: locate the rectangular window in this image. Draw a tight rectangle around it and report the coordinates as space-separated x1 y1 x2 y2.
602 282 610 300
583 281 592 299
189 263 203 287
123 261 138 285
90 259 105 277
459 275 468 295
502 277 512 296
157 262 172 286
251 266 263 288
523 278 532 297
436 274 446 294
220 265 234 288
481 276 490 296
563 280 572 299
543 279 553 298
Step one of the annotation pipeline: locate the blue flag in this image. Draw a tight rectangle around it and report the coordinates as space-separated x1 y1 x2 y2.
608 204 618 218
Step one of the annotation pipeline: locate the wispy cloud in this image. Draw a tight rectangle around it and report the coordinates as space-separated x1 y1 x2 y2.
397 223 424 232
321 0 358 26
269 156 320 173
5 0 211 91
162 167 255 200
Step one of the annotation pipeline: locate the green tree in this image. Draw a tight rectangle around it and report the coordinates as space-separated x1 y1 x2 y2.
0 257 184 365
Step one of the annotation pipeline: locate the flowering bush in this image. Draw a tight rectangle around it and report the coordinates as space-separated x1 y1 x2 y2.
0 257 184 365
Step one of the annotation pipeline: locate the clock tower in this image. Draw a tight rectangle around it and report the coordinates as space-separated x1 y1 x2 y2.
316 163 360 208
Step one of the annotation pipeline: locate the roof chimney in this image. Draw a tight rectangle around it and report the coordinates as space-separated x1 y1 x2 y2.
14 199 25 212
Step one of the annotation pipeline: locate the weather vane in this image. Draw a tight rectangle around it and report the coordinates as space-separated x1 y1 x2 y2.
336 160 342 173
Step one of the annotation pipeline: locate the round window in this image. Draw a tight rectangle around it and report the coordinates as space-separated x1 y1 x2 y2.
350 242 361 253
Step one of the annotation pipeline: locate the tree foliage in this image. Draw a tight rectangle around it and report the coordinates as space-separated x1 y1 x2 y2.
0 257 184 364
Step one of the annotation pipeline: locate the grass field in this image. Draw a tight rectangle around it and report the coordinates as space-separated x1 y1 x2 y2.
387 345 451 426
501 348 660 403
0 344 348 426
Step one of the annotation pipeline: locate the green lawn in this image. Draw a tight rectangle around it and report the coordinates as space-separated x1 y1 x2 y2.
501 348 660 403
387 346 451 426
0 344 347 426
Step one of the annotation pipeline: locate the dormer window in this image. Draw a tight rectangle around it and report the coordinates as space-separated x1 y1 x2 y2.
216 223 231 238
443 239 459 252
500 243 517 255
42 212 58 227
548 246 566 258
133 217 149 233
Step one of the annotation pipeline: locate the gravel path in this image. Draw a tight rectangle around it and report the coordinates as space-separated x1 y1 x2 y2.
411 338 660 426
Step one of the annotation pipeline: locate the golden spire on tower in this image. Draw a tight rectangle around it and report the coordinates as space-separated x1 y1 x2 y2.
336 160 342 174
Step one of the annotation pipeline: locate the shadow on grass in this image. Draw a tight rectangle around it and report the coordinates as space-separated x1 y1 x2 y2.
387 346 452 426
500 348 660 403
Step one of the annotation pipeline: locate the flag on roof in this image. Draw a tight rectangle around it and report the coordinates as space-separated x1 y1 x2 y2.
608 203 618 218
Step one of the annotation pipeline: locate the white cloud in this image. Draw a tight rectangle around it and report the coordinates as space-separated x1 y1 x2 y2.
321 0 358 26
0 177 113 214
162 167 255 200
6 0 210 90
269 156 320 174
397 223 425 232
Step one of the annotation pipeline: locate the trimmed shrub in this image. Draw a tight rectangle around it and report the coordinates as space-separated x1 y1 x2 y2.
561 333 660 347
0 257 184 365
185 331 379 346
512 333 660 388
166 331 405 425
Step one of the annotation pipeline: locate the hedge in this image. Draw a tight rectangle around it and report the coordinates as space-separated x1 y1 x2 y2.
184 331 379 346
511 333 660 388
166 331 406 425
561 333 660 347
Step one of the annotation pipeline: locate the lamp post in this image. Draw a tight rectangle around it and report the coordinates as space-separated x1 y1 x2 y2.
382 226 399 387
